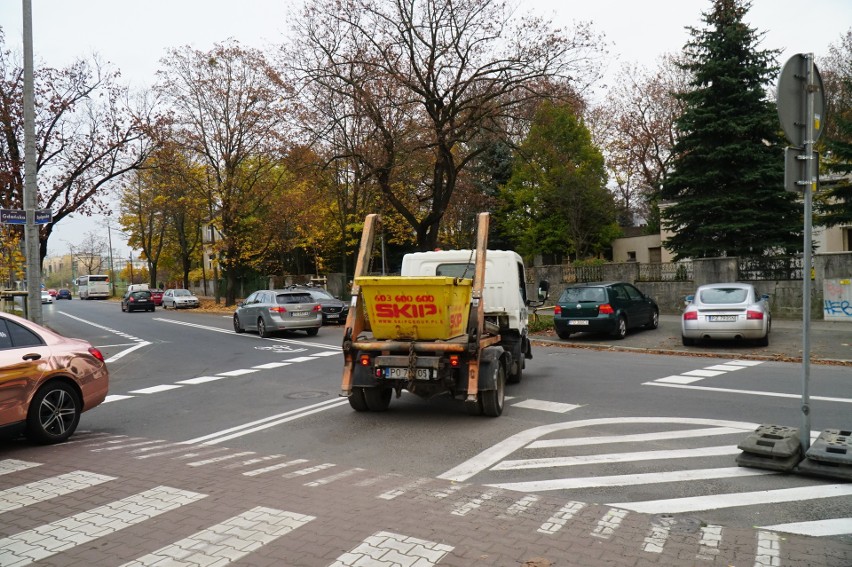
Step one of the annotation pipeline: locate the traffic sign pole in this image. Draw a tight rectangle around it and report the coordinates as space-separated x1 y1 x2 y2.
22 0 42 325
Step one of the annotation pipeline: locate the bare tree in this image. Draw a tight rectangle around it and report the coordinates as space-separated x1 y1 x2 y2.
285 0 605 250
0 30 155 262
70 231 107 275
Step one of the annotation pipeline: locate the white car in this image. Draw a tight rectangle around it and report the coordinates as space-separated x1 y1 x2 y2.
681 283 771 346
40 291 53 304
162 288 200 309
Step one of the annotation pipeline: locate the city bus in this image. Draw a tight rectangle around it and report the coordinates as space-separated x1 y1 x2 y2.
77 274 111 299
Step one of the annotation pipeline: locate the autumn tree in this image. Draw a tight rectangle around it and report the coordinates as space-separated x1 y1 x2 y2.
591 55 689 231
661 0 801 260
498 101 617 261
286 0 604 252
0 30 153 263
815 29 852 229
156 41 291 305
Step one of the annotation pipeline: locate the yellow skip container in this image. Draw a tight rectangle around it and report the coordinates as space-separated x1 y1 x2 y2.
355 276 472 340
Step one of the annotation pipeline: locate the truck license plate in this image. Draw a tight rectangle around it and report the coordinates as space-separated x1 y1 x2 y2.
385 367 431 379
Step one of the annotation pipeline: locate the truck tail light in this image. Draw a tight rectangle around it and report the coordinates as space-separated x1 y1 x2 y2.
359 354 371 366
683 311 698 320
449 355 460 367
599 303 614 314
747 310 764 320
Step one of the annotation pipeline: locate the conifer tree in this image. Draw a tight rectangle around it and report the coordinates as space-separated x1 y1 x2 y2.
661 0 801 260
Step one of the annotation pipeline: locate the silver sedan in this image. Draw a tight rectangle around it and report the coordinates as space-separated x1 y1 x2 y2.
681 283 771 346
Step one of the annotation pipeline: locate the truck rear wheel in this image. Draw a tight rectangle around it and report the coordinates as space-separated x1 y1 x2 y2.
348 388 369 411
364 387 392 411
481 362 506 417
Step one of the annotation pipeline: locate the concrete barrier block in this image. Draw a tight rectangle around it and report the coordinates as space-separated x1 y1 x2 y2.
736 424 801 458
735 450 801 472
805 429 852 465
796 456 852 481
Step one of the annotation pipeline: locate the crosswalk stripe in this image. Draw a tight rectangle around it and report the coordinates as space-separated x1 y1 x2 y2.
0 460 40 476
486 466 773 492
610 484 852 514
643 516 676 553
0 471 115 514
378 477 432 500
527 426 750 449
451 488 501 516
492 445 740 470
243 459 309 477
697 525 723 560
759 517 852 537
499 494 540 519
187 451 256 467
0 486 205 566
755 531 781 567
283 463 335 478
330 531 453 567
117 506 315 567
537 501 586 535
592 508 628 539
304 468 365 487
92 439 166 452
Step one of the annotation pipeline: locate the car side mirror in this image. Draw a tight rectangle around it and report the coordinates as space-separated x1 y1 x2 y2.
685 294 694 304
760 294 770 301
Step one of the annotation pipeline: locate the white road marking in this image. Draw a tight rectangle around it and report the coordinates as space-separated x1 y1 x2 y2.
451 488 501 516
439 417 758 482
527 426 747 449
727 360 765 366
283 463 336 478
217 368 258 377
511 399 580 413
592 508 628 539
655 375 706 384
538 501 586 535
154 318 339 350
0 471 115 514
118 507 315 567
486 467 773 492
103 394 134 403
378 477 432 500
645 381 852 404
176 376 228 384
187 452 256 467
128 384 183 395
329 531 453 567
681 369 727 377
243 459 310 477
705 364 746 371
105 340 152 363
0 460 40 476
281 356 316 362
491 445 740 470
697 525 723 560
252 362 292 369
499 494 540 519
755 531 781 567
182 398 349 445
0 486 205 566
610 484 852 514
304 468 365 487
760 517 852 537
643 515 676 553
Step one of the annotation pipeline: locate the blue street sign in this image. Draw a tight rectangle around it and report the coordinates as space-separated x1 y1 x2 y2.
35 209 52 224
0 209 26 224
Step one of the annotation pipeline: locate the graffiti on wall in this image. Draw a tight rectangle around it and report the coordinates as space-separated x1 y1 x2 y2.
824 278 852 320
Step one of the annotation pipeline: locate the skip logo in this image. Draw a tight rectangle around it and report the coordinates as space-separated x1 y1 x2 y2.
375 303 439 318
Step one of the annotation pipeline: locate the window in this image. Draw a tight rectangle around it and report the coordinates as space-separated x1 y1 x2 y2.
436 263 474 278
1 319 44 348
627 251 637 262
624 285 644 301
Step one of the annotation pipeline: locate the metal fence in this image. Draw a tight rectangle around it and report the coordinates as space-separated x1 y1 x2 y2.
738 256 804 281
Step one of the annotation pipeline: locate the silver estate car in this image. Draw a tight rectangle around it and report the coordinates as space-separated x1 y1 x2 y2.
233 290 322 337
681 283 771 346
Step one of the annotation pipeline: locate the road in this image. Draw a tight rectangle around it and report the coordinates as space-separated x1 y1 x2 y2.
0 298 849 566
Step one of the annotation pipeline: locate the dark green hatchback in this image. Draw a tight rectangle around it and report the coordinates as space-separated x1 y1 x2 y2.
553 281 659 340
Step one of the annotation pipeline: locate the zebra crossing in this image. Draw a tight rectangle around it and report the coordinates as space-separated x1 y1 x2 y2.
1 432 850 566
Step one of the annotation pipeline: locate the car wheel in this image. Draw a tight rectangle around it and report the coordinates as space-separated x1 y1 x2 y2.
257 317 270 338
556 329 572 340
481 361 506 417
233 314 244 334
611 316 627 340
25 381 81 444
348 388 369 411
646 309 659 329
682 335 696 346
306 327 319 337
364 387 392 411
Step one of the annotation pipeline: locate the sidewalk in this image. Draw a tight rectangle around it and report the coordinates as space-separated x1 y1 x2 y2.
531 314 852 365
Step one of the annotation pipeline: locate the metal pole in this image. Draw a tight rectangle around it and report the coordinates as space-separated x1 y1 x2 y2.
800 53 815 454
22 0 42 324
107 224 115 297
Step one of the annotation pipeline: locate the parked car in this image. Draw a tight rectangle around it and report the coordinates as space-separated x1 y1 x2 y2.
56 288 72 300
162 288 200 309
553 281 659 340
682 283 771 346
233 289 322 337
0 311 109 444
47 288 58 297
286 285 349 324
40 291 53 304
150 288 164 306
121 289 155 312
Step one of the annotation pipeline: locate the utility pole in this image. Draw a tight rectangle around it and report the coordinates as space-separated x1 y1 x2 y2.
22 0 42 324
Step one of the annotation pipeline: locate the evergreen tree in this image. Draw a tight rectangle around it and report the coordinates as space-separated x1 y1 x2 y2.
661 0 802 260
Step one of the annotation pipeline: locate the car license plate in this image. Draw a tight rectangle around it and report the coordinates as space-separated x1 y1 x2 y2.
385 367 431 380
708 315 737 322
291 311 310 317
568 320 589 325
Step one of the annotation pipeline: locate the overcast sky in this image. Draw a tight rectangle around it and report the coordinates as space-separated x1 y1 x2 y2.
1 0 850 257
